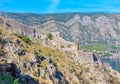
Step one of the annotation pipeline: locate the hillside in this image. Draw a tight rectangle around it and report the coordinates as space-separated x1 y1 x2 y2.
1 12 120 46
0 18 120 84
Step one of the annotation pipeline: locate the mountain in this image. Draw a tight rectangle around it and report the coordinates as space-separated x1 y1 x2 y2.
1 12 120 45
0 19 120 84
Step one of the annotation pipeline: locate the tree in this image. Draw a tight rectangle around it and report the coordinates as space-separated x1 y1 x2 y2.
47 33 53 40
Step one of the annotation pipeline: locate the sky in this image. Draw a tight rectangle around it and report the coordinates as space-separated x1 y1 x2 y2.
0 0 120 14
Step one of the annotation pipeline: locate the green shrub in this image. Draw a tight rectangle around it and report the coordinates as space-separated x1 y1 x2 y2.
60 45 64 48
0 49 6 56
89 77 93 80
0 36 2 42
32 71 37 77
14 78 19 84
33 50 39 56
0 73 15 84
15 33 31 43
21 35 31 43
47 33 52 40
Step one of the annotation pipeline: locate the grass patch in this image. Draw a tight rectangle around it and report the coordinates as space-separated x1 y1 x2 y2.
80 44 109 52
15 33 31 44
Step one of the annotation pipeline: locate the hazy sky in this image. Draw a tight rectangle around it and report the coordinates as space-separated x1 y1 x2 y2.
0 0 120 13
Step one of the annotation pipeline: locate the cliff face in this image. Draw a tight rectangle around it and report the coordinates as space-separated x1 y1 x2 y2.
1 12 120 45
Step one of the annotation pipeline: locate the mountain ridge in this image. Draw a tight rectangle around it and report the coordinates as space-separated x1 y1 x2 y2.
1 12 120 46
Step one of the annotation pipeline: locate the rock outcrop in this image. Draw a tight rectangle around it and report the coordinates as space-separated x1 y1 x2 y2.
0 58 38 84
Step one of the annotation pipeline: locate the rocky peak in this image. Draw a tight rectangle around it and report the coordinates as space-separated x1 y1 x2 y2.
73 14 81 21
65 15 81 26
81 16 94 25
95 15 109 27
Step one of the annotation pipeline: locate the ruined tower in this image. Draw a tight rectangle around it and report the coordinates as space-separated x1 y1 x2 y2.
72 42 79 56
55 32 60 49
33 28 36 38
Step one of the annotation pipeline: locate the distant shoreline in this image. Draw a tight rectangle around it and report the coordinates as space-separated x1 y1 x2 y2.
102 56 119 58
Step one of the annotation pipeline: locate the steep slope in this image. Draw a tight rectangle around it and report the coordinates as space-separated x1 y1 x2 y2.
0 19 120 84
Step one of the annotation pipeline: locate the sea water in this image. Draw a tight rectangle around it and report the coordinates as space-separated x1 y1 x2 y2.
102 57 120 73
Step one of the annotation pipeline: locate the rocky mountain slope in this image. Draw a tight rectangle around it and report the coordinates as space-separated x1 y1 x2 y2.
1 12 120 45
0 18 120 84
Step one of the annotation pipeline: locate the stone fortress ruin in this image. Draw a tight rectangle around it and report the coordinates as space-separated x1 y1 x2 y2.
0 17 93 63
